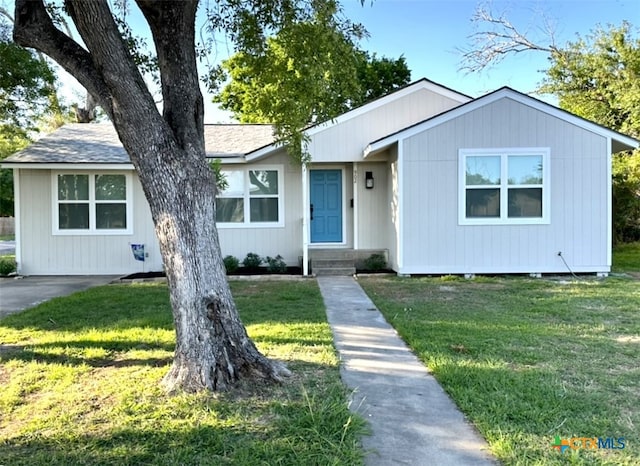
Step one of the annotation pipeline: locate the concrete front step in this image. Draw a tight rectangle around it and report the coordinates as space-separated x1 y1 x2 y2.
313 267 356 276
312 258 354 268
311 258 355 276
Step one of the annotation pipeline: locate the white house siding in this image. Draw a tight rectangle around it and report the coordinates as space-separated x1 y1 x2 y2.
400 97 610 274
355 162 390 250
217 151 305 266
307 88 464 163
17 168 160 275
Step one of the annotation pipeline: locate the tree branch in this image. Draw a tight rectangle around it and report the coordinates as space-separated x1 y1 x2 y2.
458 4 559 73
13 0 113 119
136 0 204 153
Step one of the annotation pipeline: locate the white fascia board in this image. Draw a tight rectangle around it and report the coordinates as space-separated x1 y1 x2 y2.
0 163 134 170
245 142 285 163
365 89 640 155
305 79 471 138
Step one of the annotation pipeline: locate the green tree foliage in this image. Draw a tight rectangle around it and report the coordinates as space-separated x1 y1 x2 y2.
210 2 410 158
613 153 640 242
541 23 640 243
0 19 58 216
540 22 640 139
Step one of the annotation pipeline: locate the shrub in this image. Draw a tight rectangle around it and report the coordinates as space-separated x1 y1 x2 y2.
265 255 287 273
242 252 263 271
363 253 387 271
223 255 239 274
0 256 17 275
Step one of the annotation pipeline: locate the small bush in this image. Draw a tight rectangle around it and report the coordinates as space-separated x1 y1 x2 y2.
223 255 239 274
0 256 17 275
242 252 263 271
265 255 287 273
363 253 386 271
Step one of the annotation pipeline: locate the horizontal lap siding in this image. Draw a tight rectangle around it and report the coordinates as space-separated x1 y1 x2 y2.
217 153 304 266
18 169 158 275
401 97 609 274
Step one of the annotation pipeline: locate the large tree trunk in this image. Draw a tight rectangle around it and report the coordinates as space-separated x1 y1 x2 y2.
14 0 289 392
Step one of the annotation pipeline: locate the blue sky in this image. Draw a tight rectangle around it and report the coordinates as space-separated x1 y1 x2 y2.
204 0 638 122
339 0 638 100
7 0 636 123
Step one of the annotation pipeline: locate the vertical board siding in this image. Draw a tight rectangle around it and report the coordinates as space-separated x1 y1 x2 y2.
401 97 609 274
355 162 389 249
308 89 463 162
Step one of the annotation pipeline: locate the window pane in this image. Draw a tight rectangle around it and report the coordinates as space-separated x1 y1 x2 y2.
466 156 500 185
508 188 542 217
58 174 89 200
508 156 543 185
219 171 244 197
249 170 278 195
96 204 127 229
95 174 126 200
466 188 500 217
216 198 244 222
250 198 279 222
58 203 89 229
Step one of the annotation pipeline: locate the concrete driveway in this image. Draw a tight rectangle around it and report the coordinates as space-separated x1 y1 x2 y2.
0 275 119 318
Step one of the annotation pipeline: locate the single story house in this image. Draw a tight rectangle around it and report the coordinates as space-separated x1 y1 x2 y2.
3 78 638 276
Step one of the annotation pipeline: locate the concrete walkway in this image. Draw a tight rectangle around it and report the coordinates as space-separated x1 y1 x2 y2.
317 276 497 466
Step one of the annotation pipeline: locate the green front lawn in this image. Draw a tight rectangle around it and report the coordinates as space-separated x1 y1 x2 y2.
359 275 640 465
613 242 640 273
0 280 365 465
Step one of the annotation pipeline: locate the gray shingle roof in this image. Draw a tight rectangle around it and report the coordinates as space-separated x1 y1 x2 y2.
3 123 276 164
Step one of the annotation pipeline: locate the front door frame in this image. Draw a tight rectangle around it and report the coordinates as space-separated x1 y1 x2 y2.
308 166 347 247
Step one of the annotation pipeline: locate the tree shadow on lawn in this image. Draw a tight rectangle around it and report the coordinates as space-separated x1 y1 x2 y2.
0 340 173 368
0 407 354 466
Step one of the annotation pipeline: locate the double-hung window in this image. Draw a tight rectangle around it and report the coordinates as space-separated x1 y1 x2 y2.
459 148 550 225
53 172 133 234
216 167 283 227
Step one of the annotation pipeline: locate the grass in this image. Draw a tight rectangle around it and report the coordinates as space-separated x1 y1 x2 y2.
359 275 640 465
0 234 14 241
613 242 640 273
0 280 365 465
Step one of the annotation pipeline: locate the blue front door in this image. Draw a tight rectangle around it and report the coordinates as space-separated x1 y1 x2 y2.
310 170 342 243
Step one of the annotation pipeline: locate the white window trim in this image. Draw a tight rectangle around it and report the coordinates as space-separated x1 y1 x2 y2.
217 165 285 229
52 171 134 235
458 148 550 225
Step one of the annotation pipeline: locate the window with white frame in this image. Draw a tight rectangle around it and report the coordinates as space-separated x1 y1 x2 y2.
459 148 550 225
216 167 283 227
53 172 133 234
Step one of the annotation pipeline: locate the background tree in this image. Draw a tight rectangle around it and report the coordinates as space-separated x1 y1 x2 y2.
210 14 409 157
0 15 59 216
12 0 365 393
460 5 640 243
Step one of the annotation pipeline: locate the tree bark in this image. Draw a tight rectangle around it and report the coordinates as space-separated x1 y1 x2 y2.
14 0 289 392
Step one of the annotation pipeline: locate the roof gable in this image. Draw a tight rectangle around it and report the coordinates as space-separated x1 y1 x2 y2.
245 78 472 161
365 87 639 156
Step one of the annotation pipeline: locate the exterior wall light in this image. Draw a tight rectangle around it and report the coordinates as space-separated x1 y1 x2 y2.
365 171 374 189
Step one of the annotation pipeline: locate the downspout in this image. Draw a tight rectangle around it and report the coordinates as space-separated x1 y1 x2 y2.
302 162 309 276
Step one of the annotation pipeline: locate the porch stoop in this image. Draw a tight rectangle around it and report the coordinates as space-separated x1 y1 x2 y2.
308 249 387 276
